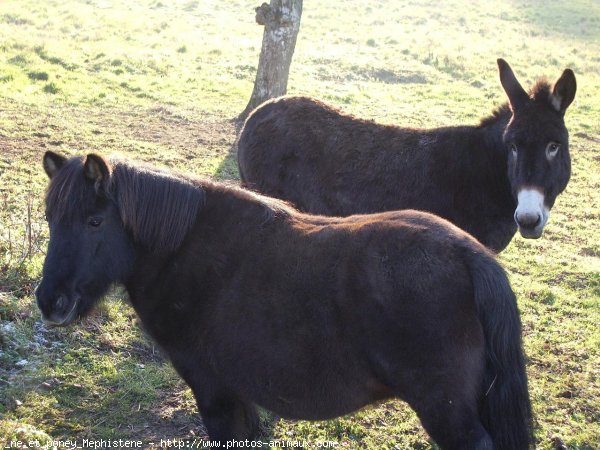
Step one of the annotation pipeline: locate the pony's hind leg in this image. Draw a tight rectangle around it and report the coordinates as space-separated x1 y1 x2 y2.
401 358 492 449
392 331 493 448
413 399 493 450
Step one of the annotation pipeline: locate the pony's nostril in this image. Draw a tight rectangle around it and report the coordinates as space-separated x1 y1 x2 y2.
55 294 66 310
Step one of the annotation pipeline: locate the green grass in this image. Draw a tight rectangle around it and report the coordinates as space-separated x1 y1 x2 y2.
1 0 599 448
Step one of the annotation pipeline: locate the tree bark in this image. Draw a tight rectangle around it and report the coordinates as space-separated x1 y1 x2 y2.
239 0 303 120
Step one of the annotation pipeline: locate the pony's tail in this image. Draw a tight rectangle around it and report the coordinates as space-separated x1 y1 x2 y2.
468 252 533 450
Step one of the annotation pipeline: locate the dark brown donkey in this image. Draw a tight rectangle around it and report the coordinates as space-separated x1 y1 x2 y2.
237 59 576 252
37 151 531 449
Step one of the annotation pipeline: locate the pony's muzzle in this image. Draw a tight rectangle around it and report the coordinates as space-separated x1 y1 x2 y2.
36 286 80 327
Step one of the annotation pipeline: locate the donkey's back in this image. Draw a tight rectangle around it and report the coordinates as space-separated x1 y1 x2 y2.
238 95 516 251
238 96 445 211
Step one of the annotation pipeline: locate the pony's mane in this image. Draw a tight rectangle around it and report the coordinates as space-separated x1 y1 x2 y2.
111 160 205 253
45 156 295 253
217 180 293 223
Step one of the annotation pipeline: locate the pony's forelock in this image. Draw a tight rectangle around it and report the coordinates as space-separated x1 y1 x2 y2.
45 156 92 223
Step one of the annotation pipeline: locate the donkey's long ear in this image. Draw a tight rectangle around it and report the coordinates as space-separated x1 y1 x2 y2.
43 151 67 179
550 69 576 114
84 154 112 189
497 58 529 111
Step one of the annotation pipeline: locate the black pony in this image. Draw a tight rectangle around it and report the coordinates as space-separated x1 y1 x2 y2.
37 151 532 449
237 59 576 252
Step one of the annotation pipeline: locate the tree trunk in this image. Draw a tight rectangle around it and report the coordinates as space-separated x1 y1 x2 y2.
239 0 303 120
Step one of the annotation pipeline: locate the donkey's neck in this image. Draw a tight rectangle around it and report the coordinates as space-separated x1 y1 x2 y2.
478 104 512 153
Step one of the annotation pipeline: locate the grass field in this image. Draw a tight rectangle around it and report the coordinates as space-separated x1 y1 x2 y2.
1 0 599 448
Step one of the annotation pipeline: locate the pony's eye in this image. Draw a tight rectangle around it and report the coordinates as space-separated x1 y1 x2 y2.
546 142 560 160
88 216 103 227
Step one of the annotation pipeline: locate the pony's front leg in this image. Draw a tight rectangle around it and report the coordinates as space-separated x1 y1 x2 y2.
171 360 259 443
192 386 260 444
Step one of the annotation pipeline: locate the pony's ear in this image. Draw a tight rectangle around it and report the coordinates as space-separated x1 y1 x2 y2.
550 68 576 114
84 154 112 187
43 151 67 179
497 58 529 111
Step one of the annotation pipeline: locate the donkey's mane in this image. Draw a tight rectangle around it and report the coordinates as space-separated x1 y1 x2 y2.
479 79 554 128
479 103 511 128
529 78 553 103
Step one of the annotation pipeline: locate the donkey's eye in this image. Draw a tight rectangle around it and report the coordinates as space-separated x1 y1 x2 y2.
546 142 560 160
88 216 103 227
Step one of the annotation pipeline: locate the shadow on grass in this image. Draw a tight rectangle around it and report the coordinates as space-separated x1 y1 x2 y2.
213 117 245 182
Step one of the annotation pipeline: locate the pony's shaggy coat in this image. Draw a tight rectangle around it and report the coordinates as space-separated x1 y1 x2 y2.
37 152 533 450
